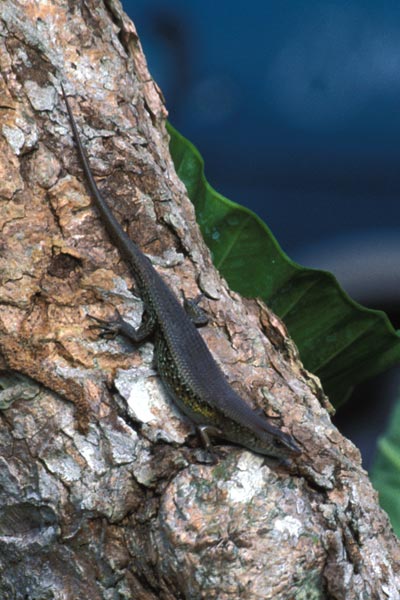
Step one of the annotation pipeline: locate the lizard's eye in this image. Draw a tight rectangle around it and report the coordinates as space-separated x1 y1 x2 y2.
273 438 285 449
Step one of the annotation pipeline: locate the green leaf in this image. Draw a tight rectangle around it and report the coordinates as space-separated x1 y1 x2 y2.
370 398 400 536
167 122 400 406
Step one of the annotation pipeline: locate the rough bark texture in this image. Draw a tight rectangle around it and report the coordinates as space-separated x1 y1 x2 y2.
0 1 399 599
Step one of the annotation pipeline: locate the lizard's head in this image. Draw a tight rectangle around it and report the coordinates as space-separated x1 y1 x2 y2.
268 429 301 459
219 393 301 462
246 420 301 462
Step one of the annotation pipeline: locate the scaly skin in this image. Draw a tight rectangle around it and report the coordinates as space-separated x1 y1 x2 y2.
62 85 300 462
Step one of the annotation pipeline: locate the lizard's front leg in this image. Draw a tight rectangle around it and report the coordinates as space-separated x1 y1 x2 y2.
89 308 156 343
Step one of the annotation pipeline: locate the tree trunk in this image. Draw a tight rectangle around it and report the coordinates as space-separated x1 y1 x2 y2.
0 1 398 598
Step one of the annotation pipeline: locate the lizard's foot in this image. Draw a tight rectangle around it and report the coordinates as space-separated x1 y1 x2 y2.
181 291 209 327
196 424 223 464
88 310 124 339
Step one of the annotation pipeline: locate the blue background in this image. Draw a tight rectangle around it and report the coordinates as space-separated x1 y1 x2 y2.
123 0 400 466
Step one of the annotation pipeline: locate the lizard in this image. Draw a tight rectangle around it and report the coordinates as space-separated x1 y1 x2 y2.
61 84 300 463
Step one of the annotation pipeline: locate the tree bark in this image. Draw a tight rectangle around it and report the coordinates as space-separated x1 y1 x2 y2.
0 1 398 598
